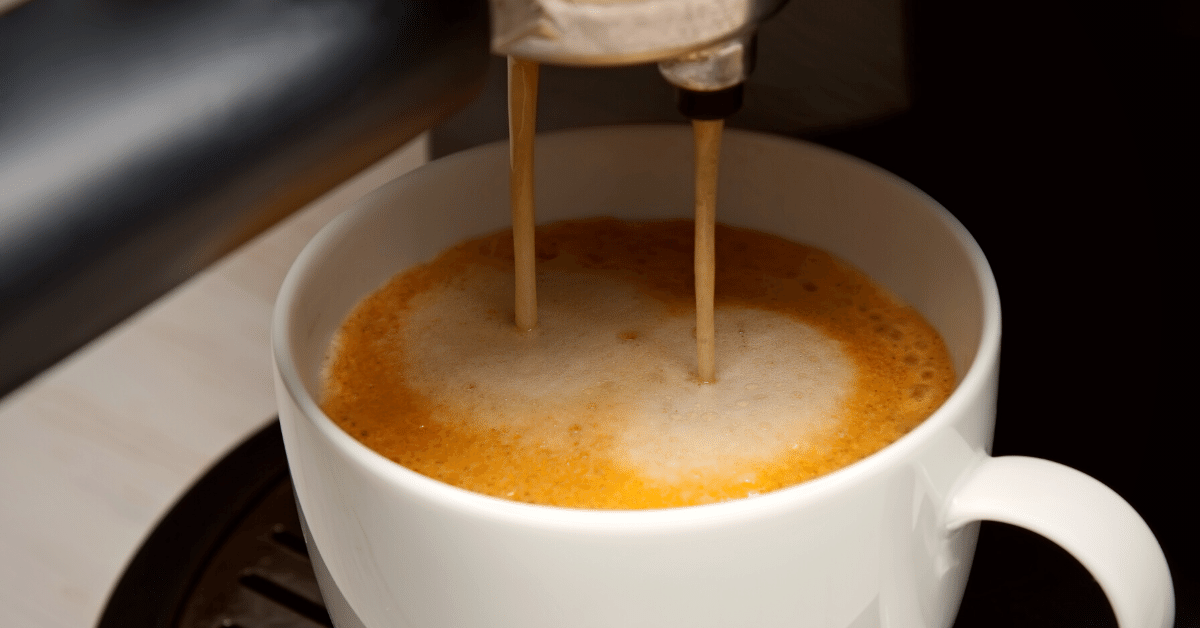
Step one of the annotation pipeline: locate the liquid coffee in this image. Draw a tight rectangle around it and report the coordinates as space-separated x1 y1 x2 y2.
321 219 954 510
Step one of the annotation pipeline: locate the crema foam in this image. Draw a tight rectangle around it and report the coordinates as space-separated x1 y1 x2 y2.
321 219 954 509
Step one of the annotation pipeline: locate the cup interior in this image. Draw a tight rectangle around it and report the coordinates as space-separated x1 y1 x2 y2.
275 125 999 505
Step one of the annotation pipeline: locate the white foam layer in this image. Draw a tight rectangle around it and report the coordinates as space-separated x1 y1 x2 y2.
402 266 854 481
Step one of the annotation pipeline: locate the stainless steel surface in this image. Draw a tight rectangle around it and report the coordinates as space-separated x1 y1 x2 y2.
489 0 784 66
0 0 488 397
658 34 756 91
488 0 785 91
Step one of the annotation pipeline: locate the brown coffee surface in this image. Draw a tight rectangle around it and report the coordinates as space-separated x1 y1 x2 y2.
321 219 954 510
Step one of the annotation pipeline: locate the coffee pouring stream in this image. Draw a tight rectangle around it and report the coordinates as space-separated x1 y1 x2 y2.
494 0 784 379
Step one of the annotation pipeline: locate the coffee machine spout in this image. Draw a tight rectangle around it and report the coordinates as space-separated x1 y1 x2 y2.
489 0 783 116
489 0 783 70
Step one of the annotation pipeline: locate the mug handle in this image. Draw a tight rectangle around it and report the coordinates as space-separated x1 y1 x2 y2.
944 456 1175 628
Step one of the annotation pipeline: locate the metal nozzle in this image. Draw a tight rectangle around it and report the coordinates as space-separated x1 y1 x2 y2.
490 0 774 122
658 34 756 92
489 0 784 68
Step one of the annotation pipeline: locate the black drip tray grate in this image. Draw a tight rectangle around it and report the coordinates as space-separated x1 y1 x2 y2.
175 479 331 628
97 421 331 628
98 420 1193 628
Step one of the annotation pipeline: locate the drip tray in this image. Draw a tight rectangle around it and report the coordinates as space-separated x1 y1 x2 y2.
97 421 329 628
98 420 1171 628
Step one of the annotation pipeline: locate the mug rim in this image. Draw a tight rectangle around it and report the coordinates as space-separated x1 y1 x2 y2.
272 124 1002 530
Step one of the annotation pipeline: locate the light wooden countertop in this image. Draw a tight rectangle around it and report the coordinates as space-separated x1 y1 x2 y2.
0 137 429 628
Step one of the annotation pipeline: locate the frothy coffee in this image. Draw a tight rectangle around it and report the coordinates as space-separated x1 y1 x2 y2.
321 219 954 509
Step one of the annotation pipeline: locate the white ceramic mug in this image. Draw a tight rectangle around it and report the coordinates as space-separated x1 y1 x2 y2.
273 126 1173 628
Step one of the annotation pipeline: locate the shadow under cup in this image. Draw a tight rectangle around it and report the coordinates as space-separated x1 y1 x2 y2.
273 125 1003 628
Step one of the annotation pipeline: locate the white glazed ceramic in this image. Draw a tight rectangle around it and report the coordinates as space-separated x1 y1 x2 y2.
273 126 1173 628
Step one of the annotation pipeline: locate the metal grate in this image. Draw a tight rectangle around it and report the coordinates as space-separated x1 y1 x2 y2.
175 480 332 628
96 421 331 628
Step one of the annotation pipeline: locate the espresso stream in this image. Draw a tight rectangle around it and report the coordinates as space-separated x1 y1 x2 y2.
692 118 721 383
507 56 539 332
321 219 954 509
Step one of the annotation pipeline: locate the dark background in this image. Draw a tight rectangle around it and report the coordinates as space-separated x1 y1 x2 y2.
869 1 1198 624
819 5 1197 625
